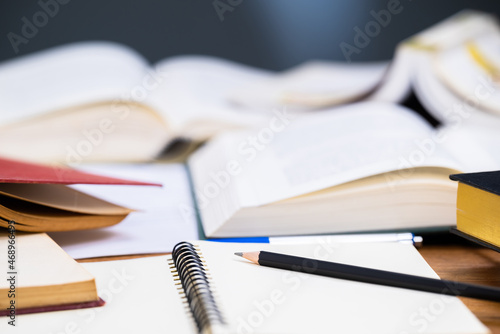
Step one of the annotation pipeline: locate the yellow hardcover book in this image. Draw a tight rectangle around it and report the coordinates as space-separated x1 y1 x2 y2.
451 171 500 250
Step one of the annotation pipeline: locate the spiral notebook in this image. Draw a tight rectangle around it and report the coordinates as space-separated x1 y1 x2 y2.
3 241 487 334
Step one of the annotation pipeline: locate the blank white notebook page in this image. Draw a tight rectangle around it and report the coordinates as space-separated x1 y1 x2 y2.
2 241 488 334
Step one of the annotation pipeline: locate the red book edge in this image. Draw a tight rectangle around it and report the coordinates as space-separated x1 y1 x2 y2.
0 157 161 187
0 297 106 317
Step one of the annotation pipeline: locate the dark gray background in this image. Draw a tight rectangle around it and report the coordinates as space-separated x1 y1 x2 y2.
1 0 500 70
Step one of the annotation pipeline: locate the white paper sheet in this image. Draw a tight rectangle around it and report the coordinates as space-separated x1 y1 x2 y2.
49 163 199 259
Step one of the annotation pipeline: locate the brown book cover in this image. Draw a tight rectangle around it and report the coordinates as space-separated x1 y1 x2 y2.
0 298 105 317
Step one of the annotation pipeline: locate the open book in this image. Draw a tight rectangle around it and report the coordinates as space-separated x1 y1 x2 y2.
2 240 487 333
0 40 275 163
187 101 500 237
0 156 157 232
230 10 500 132
0 232 102 317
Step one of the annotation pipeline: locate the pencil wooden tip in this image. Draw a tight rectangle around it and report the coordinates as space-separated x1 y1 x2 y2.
234 251 260 264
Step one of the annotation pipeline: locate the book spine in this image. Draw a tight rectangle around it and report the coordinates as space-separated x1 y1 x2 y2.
170 242 225 333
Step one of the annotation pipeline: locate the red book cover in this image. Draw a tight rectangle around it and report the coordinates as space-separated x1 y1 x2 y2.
0 156 160 186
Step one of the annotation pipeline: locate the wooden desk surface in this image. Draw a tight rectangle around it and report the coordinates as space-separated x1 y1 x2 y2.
79 241 500 333
418 243 500 333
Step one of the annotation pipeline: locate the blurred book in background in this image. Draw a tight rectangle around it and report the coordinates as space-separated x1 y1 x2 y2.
230 10 500 131
1 10 500 164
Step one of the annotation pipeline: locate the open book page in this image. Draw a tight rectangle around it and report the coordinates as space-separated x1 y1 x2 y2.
411 49 463 125
0 42 150 126
189 102 463 209
370 10 500 105
228 60 389 110
411 34 500 170
403 10 499 51
411 44 500 134
49 163 199 259
433 32 500 118
437 123 500 172
0 184 131 215
366 46 415 103
144 56 277 139
0 101 173 163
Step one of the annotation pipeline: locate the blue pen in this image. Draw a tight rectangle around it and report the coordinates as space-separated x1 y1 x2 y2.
208 233 422 246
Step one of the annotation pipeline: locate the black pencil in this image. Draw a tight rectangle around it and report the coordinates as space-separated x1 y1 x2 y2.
234 250 500 302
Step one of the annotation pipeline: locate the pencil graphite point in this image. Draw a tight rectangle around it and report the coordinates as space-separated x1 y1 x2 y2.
234 251 260 264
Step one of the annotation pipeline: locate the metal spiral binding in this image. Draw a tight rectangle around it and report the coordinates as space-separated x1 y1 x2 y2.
168 258 194 325
171 241 225 333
